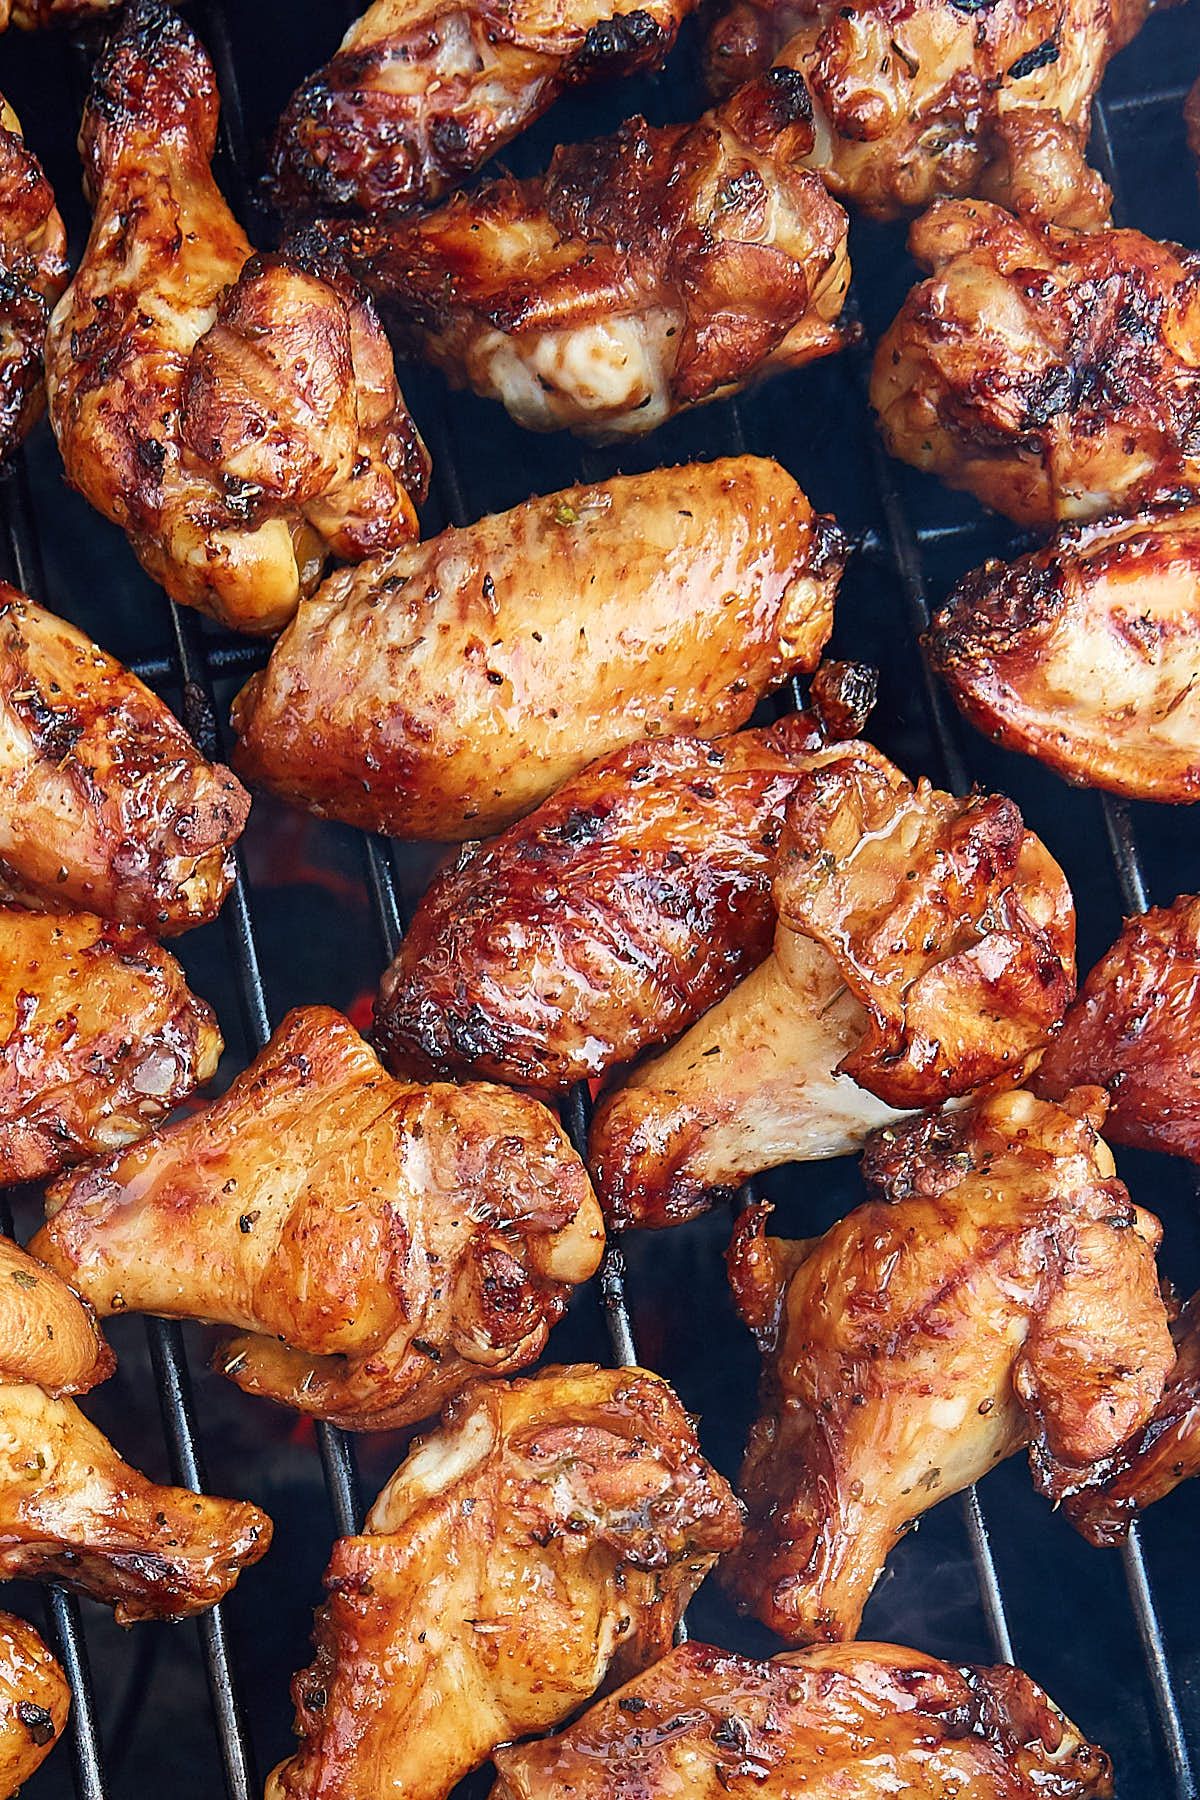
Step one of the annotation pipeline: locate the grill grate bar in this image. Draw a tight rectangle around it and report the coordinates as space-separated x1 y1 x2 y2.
42 1591 107 1800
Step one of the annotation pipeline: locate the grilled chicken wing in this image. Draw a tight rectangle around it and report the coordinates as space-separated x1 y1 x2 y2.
35 1006 603 1431
930 502 1200 802
317 68 850 439
0 585 248 931
266 1365 742 1800
1034 894 1200 1161
590 743 1075 1230
492 1639 1113 1800
0 96 67 461
723 1088 1172 1644
0 1236 112 1397
270 0 694 217
45 2 428 636
872 200 1200 527
0 1613 69 1798
232 459 843 840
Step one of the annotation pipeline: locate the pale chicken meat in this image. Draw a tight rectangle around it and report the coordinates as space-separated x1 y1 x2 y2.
589 742 1075 1230
45 2 429 635
722 1089 1173 1644
232 458 843 840
0 1613 69 1799
0 95 67 461
267 1365 742 1800
35 1006 604 1431
316 68 850 439
872 200 1200 527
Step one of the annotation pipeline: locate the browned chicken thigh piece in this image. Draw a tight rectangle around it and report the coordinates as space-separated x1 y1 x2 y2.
722 1088 1173 1644
0 96 67 461
35 1006 604 1431
0 1613 70 1798
492 1639 1113 1800
45 1 428 635
872 200 1200 527
590 742 1075 1230
0 585 248 931
317 67 849 439
270 0 696 217
267 1365 742 1800
233 458 842 840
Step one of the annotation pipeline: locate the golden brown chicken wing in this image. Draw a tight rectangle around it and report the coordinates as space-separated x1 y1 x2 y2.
1034 894 1200 1161
590 743 1075 1230
232 458 842 840
35 1006 604 1431
0 1613 69 1799
0 585 248 931
45 2 428 635
871 200 1200 528
0 1235 112 1397
930 502 1200 802
266 1365 742 1800
316 67 849 439
270 0 695 216
722 1088 1172 1644
0 95 67 461
491 1639 1113 1800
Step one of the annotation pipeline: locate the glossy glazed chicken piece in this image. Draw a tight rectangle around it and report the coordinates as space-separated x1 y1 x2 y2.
722 1088 1173 1644
872 200 1200 528
270 0 695 217
45 2 428 635
0 96 67 461
590 742 1075 1230
267 1365 742 1800
317 67 850 439
930 501 1200 802
0 904 221 1185
0 1235 112 1397
35 1006 604 1431
492 1639 1113 1800
233 458 843 840
0 584 248 931
0 1613 70 1798
1034 894 1200 1161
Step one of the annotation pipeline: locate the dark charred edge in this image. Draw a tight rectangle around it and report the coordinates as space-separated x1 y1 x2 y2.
808 509 850 585
567 9 673 81
926 553 1065 675
84 0 215 136
267 75 382 216
809 659 879 741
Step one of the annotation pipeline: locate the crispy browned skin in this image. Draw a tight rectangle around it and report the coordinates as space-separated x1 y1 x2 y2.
0 95 67 461
1034 894 1200 1160
931 502 1200 802
871 200 1200 527
0 585 248 931
590 744 1075 1230
492 1639 1113 1800
266 1365 742 1800
45 2 428 635
317 69 849 439
270 0 695 217
35 1007 604 1431
722 1089 1172 1644
233 459 843 841
0 1613 70 1797
0 1236 112 1397
0 905 221 1185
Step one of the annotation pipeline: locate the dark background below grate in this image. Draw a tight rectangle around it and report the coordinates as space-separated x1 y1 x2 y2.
2 1 1200 1793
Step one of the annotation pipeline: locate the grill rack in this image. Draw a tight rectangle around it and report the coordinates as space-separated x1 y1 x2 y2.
0 2 1198 1795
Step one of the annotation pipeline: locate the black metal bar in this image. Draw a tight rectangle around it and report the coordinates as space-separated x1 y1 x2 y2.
42 1590 108 1800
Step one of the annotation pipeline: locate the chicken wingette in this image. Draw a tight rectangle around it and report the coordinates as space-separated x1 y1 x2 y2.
0 1613 69 1799
0 95 66 461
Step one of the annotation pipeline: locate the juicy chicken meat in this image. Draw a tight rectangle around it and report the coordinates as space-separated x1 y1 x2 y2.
492 1639 1113 1800
872 200 1200 528
590 742 1075 1230
0 96 67 461
316 67 850 439
34 1006 604 1431
722 1088 1173 1644
269 0 695 216
930 501 1200 803
266 1365 742 1800
232 458 843 840
0 1235 112 1397
0 584 248 931
1035 894 1200 1161
45 2 429 635
0 1613 70 1798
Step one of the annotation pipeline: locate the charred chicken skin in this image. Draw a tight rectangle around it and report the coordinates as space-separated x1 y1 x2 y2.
45 1 428 635
269 0 695 217
872 200 1200 528
35 1006 604 1431
317 68 850 439
590 742 1075 1230
0 1613 69 1798
267 1364 742 1800
492 1639 1113 1800
723 1088 1173 1644
232 458 843 840
930 501 1200 803
0 95 67 461
0 585 248 931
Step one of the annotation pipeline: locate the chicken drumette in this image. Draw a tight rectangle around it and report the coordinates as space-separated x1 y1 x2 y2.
0 1613 69 1798
0 95 67 461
